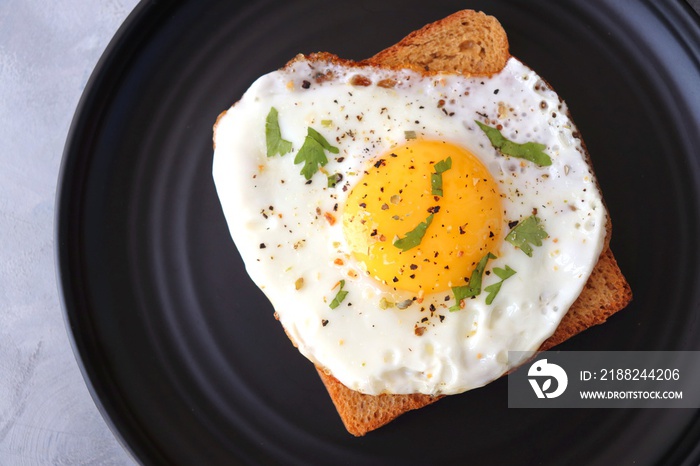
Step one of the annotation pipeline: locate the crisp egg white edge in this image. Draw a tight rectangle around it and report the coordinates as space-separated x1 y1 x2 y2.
212 56 608 396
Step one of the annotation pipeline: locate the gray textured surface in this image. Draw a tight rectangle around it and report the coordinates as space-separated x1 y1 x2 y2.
0 0 140 464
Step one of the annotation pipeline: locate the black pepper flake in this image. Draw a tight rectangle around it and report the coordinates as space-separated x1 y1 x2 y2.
305 179 312 185
259 243 266 249
359 202 367 208
421 317 428 323
489 230 494 238
392 277 399 283
301 80 311 89
322 319 329 327
331 173 344 186
494 89 500 94
370 229 378 237
410 274 416 279
508 220 519 229
459 226 465 235
390 152 398 158
427 205 440 214
374 158 386 168
381 203 389 210
410 264 418 270
337 156 345 163
439 315 445 322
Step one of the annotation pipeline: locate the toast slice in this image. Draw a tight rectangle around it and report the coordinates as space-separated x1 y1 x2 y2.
310 10 632 436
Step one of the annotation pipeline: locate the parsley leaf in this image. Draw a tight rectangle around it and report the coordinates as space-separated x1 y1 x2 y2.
505 215 548 257
327 172 342 188
393 214 434 251
329 280 348 309
484 265 516 305
475 120 552 166
265 107 292 157
294 127 339 180
431 156 453 196
449 252 496 311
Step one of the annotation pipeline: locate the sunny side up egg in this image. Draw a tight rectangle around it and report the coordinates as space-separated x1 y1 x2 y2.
213 55 607 396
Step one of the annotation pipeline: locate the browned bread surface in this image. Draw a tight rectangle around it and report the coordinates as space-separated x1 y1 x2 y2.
363 10 509 75
307 9 632 436
316 369 444 437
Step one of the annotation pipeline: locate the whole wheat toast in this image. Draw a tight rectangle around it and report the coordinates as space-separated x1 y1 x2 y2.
303 9 632 436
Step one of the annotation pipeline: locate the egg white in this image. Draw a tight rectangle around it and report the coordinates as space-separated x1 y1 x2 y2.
213 56 606 395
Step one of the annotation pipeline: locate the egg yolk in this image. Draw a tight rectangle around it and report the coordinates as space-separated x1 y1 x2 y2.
342 140 503 294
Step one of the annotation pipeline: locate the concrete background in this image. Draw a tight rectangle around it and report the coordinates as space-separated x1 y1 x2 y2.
1 1 140 464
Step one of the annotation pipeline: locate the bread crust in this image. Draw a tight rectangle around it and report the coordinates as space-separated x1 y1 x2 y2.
363 10 509 76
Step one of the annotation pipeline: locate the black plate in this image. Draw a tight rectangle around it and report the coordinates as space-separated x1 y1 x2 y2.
57 0 700 464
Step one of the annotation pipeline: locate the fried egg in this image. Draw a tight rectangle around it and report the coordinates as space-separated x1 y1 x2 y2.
212 55 606 396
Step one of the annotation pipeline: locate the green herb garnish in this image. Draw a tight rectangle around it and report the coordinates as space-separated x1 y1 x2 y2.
475 120 552 166
294 127 339 180
393 214 434 252
505 215 548 257
449 252 496 311
484 265 516 305
329 280 348 309
327 173 342 188
265 107 292 157
431 156 453 196
379 297 394 309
